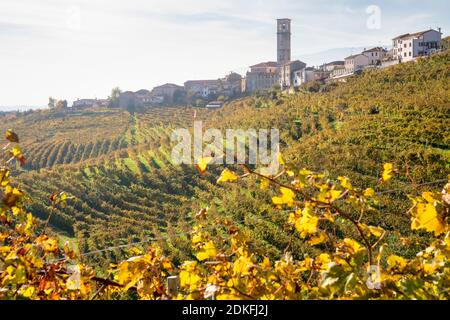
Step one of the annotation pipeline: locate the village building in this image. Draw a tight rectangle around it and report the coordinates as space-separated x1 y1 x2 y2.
243 62 279 93
222 72 243 96
392 29 442 63
72 98 109 109
184 72 242 99
279 60 307 90
330 65 347 79
293 67 330 87
184 80 220 98
118 91 141 109
344 54 370 74
321 61 345 72
151 83 184 104
362 47 388 65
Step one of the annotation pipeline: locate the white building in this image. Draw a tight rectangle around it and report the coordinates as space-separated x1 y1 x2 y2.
392 29 442 63
330 66 347 79
362 47 387 65
321 61 345 72
279 60 306 90
344 54 370 74
293 67 330 87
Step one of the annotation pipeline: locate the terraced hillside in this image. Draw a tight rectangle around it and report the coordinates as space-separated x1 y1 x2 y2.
1 52 449 270
1 107 214 268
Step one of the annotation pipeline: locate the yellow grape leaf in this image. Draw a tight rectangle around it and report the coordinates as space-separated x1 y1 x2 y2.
192 233 203 245
387 255 408 271
422 192 437 203
277 152 285 166
260 178 270 190
286 170 295 177
196 241 217 261
291 206 318 238
36 235 58 253
411 202 446 236
368 225 384 238
260 256 271 269
116 260 143 290
19 286 35 298
328 189 342 203
12 145 22 157
382 163 394 183
1 169 10 187
5 130 19 143
342 238 364 254
338 176 353 190
196 157 213 174
217 168 239 184
309 231 327 246
272 187 296 206
233 254 253 276
364 188 375 198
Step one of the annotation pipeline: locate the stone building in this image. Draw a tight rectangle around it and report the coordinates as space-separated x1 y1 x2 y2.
184 72 243 99
244 62 279 93
279 60 306 90
151 83 184 104
184 80 221 98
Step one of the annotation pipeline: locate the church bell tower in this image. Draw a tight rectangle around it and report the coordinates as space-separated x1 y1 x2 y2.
277 19 291 66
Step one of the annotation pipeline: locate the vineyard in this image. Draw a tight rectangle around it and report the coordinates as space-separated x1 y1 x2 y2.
0 51 449 299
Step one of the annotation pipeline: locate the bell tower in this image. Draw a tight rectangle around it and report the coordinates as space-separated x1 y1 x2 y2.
277 19 291 66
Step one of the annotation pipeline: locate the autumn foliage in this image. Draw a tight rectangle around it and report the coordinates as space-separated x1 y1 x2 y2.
1 130 449 300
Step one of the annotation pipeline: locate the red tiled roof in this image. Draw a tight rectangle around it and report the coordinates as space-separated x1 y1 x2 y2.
153 83 183 89
362 47 387 53
393 29 440 40
250 61 278 68
184 80 220 86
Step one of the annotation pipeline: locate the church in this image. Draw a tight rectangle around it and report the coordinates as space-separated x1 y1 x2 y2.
242 19 306 93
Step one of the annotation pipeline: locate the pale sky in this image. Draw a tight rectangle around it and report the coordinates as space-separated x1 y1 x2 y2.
0 0 448 108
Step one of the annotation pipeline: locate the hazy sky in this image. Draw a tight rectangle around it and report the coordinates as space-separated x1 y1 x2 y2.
0 0 448 107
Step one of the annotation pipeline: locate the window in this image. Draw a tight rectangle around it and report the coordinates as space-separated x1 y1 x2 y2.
404 52 407 57
409 43 412 47
404 44 407 48
409 52 412 57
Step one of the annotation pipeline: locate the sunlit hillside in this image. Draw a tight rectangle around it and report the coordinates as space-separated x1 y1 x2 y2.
1 52 449 271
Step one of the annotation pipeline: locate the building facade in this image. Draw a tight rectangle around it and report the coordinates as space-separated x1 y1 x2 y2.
184 80 221 98
393 29 442 63
151 83 184 104
244 62 279 93
344 54 370 73
362 47 387 65
280 60 306 90
321 61 345 72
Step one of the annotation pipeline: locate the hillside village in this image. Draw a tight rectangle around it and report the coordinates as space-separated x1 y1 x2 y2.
56 19 444 112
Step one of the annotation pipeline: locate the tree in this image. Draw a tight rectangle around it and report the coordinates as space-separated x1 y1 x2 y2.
48 97 56 109
109 87 122 108
56 100 68 109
